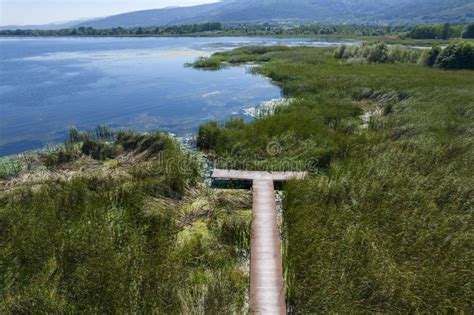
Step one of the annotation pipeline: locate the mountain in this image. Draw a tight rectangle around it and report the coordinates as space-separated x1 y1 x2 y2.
76 0 474 28
0 18 99 31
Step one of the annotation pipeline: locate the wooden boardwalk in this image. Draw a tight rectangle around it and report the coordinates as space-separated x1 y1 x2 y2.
211 169 306 314
212 169 306 182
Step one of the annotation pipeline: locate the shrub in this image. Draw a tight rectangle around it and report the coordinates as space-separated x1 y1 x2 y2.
335 43 421 64
434 43 474 69
366 42 389 63
419 46 442 67
333 45 347 59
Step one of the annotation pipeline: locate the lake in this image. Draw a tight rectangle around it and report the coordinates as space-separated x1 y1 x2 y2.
0 36 354 156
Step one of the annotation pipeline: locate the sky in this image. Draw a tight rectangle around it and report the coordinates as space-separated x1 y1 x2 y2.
0 0 220 26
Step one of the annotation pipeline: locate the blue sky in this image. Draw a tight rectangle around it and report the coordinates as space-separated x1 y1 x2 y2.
0 0 219 26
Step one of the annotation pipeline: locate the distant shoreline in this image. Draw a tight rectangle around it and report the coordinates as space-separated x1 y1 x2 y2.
1 33 469 46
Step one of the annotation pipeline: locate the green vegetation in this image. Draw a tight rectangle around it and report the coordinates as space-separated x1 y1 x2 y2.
223 23 409 37
333 42 474 70
0 129 252 313
406 23 465 39
2 38 473 313
419 45 442 67
334 43 422 64
0 22 223 37
0 23 401 37
421 42 474 69
194 46 474 312
462 22 474 38
0 157 23 179
191 46 291 71
2 22 473 47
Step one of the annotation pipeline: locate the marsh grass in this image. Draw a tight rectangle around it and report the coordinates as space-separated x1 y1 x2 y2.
0 157 23 179
195 46 474 312
0 131 252 313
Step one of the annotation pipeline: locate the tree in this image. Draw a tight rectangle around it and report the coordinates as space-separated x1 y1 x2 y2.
440 23 451 40
462 23 474 38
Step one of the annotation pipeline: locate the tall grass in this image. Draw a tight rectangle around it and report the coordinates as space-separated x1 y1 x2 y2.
0 132 252 313
195 46 474 312
0 157 23 179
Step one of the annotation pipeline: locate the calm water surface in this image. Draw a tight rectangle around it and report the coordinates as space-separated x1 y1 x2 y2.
0 36 353 155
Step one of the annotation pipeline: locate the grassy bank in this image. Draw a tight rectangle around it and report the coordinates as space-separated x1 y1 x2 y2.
0 131 252 313
194 46 474 312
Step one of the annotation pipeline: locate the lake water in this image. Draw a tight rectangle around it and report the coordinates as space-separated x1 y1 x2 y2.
0 36 353 156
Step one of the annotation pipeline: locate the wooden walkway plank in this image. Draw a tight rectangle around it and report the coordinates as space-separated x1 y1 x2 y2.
211 169 307 314
250 179 286 314
212 169 306 182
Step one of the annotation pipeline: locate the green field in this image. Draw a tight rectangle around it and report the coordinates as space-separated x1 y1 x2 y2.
195 46 474 312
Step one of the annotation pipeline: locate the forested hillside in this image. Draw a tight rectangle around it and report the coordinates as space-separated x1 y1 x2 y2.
77 0 474 29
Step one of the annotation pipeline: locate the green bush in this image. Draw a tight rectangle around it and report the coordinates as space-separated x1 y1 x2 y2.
333 45 347 59
419 45 442 67
434 43 474 69
335 43 421 64
366 42 389 63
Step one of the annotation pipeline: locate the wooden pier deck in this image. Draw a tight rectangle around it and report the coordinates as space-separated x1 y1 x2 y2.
211 169 307 314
